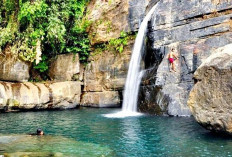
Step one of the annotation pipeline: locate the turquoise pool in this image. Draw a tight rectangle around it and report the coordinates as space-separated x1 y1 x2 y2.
0 108 232 157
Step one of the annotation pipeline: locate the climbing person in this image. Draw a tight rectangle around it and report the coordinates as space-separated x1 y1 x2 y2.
167 48 178 72
29 128 44 136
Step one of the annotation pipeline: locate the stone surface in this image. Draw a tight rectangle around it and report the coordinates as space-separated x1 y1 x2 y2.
81 91 120 107
87 0 158 44
0 81 81 111
138 0 232 116
0 47 30 82
87 0 130 44
83 41 134 93
48 53 80 81
81 41 134 108
188 44 232 134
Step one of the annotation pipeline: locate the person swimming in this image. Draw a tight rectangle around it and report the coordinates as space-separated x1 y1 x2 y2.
30 128 44 136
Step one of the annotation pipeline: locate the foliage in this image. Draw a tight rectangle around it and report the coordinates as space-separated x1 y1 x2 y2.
107 31 135 54
91 32 136 56
0 0 91 74
33 55 49 72
0 19 18 53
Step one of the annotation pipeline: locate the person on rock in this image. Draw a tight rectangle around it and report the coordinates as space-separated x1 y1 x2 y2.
167 48 178 72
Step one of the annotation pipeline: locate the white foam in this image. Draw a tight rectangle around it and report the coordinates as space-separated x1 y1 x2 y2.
103 111 143 118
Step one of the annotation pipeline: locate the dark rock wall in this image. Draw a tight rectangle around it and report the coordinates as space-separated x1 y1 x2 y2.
129 0 160 31
139 0 232 116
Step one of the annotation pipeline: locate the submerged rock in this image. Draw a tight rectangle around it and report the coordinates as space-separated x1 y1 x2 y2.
0 134 113 157
188 44 232 134
0 81 81 111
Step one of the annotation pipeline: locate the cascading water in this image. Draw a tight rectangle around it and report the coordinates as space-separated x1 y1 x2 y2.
104 3 159 118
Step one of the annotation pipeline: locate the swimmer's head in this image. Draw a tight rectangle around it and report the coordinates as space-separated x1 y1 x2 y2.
37 128 44 135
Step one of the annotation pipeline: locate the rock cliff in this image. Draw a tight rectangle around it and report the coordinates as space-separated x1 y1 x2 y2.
139 0 232 116
0 81 81 111
0 0 156 111
80 41 134 107
80 0 158 107
188 44 232 134
87 0 158 44
1 0 231 113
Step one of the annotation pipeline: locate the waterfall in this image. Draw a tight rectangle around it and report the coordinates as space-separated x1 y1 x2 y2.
104 3 159 118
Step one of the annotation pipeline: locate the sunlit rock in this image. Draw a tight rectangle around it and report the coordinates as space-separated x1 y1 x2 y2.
48 53 81 81
86 0 156 44
0 81 81 111
0 47 30 82
81 91 120 107
188 44 232 134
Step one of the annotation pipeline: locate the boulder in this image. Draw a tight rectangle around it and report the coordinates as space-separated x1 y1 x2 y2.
188 44 232 134
138 0 232 116
48 53 80 81
0 47 30 82
80 91 120 108
0 81 82 111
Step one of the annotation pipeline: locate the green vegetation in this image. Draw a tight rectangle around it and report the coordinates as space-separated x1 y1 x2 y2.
108 31 132 53
0 0 135 81
0 0 90 73
92 31 136 55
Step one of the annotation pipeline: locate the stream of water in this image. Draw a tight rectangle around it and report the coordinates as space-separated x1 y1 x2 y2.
105 3 160 118
1 108 232 157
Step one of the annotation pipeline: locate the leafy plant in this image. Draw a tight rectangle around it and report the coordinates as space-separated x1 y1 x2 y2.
0 0 91 78
107 31 135 54
33 55 48 73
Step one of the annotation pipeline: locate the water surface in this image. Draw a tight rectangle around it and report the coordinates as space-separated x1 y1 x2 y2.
0 108 232 157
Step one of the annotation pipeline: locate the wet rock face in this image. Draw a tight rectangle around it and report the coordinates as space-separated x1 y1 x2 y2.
188 44 232 134
48 53 81 81
0 48 30 82
0 81 81 111
138 0 232 116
